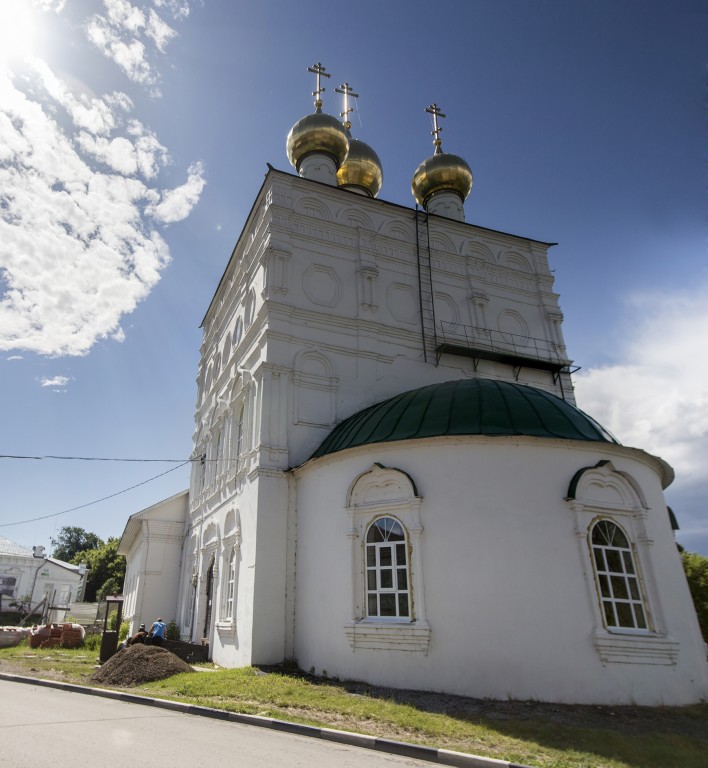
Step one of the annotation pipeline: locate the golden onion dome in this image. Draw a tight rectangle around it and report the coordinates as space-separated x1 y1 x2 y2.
411 150 473 208
336 137 383 197
286 109 349 172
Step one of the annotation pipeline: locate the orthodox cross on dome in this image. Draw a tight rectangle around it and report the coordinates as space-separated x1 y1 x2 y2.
335 82 359 131
308 62 330 110
425 103 446 154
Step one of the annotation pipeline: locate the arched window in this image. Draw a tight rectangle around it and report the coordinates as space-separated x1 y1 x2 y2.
590 519 648 631
233 317 243 347
215 430 222 478
224 547 236 620
244 290 255 328
365 517 410 620
234 406 244 465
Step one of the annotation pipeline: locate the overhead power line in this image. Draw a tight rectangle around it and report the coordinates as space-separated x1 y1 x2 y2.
0 454 189 462
0 461 191 529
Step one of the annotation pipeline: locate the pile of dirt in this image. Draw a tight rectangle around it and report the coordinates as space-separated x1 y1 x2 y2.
91 644 194 687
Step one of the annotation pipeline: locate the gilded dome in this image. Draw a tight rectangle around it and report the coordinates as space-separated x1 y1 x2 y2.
286 110 349 172
336 137 383 197
411 151 473 208
311 379 617 459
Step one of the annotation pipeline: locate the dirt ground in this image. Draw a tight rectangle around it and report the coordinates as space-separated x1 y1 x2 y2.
90 644 193 686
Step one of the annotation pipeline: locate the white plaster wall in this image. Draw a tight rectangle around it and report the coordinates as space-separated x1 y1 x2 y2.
0 555 82 611
119 493 187 632
293 437 708 706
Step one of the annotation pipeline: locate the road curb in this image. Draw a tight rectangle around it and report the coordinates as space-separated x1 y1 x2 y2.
0 672 531 768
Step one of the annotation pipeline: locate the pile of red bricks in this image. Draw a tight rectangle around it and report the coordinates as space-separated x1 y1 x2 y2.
29 623 84 649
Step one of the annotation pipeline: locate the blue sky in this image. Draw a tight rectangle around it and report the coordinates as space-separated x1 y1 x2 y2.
1 1 707 555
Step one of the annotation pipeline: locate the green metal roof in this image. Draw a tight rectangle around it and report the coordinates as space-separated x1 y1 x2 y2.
311 379 618 459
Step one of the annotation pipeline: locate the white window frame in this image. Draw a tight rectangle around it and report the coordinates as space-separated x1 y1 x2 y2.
364 516 411 621
217 515 241 635
567 460 678 666
589 518 650 633
344 463 430 653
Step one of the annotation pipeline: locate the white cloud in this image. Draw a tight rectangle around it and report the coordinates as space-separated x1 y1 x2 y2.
148 161 205 223
41 375 70 387
7 355 23 360
574 284 708 551
0 53 205 357
153 0 190 20
85 0 184 96
146 8 177 52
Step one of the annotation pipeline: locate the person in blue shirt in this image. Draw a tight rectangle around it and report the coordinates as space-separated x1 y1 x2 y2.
148 617 166 646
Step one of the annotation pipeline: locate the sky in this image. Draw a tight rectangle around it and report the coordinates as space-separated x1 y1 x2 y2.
1 0 707 556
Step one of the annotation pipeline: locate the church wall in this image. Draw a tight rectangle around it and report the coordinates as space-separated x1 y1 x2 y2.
293 438 708 706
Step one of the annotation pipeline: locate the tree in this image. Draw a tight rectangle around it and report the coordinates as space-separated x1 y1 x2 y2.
73 537 126 603
50 526 103 562
681 549 708 643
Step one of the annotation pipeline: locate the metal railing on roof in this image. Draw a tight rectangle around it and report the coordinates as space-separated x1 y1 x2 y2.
436 321 572 373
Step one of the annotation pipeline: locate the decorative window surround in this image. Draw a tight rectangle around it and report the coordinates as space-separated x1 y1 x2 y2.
344 620 431 653
593 631 679 666
567 460 673 666
345 463 430 653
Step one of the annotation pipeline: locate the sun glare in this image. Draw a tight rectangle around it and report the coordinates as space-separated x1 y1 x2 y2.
0 0 37 64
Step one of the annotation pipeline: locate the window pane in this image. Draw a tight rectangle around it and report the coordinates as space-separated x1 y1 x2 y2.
628 579 640 600
380 547 392 567
396 543 406 564
398 594 409 617
387 521 405 541
380 594 396 616
605 549 623 573
593 547 605 571
368 595 378 616
366 546 376 567
603 601 615 626
611 576 628 600
592 521 611 545
367 524 384 543
380 569 393 589
634 605 647 629
622 550 635 574
397 568 408 590
367 571 377 591
616 602 634 627
598 574 610 597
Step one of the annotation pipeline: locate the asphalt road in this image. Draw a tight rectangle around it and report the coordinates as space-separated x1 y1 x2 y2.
0 680 437 768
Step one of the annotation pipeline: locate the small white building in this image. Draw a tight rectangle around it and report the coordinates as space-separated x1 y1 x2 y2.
120 69 708 705
117 490 187 633
0 535 86 619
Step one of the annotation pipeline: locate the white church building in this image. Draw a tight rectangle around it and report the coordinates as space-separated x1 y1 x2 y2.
119 66 708 706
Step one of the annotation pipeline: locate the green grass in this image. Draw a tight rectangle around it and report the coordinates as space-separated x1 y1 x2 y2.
1 645 706 768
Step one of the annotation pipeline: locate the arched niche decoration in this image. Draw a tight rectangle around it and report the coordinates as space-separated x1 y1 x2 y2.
293 348 337 427
433 292 459 326
344 463 430 653
296 196 332 221
340 207 374 231
497 308 529 344
201 521 220 551
302 264 342 308
380 220 414 241
465 241 494 263
223 508 242 541
503 251 532 272
567 460 648 512
429 232 456 255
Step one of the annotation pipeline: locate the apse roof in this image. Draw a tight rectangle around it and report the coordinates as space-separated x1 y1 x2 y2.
311 379 618 459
